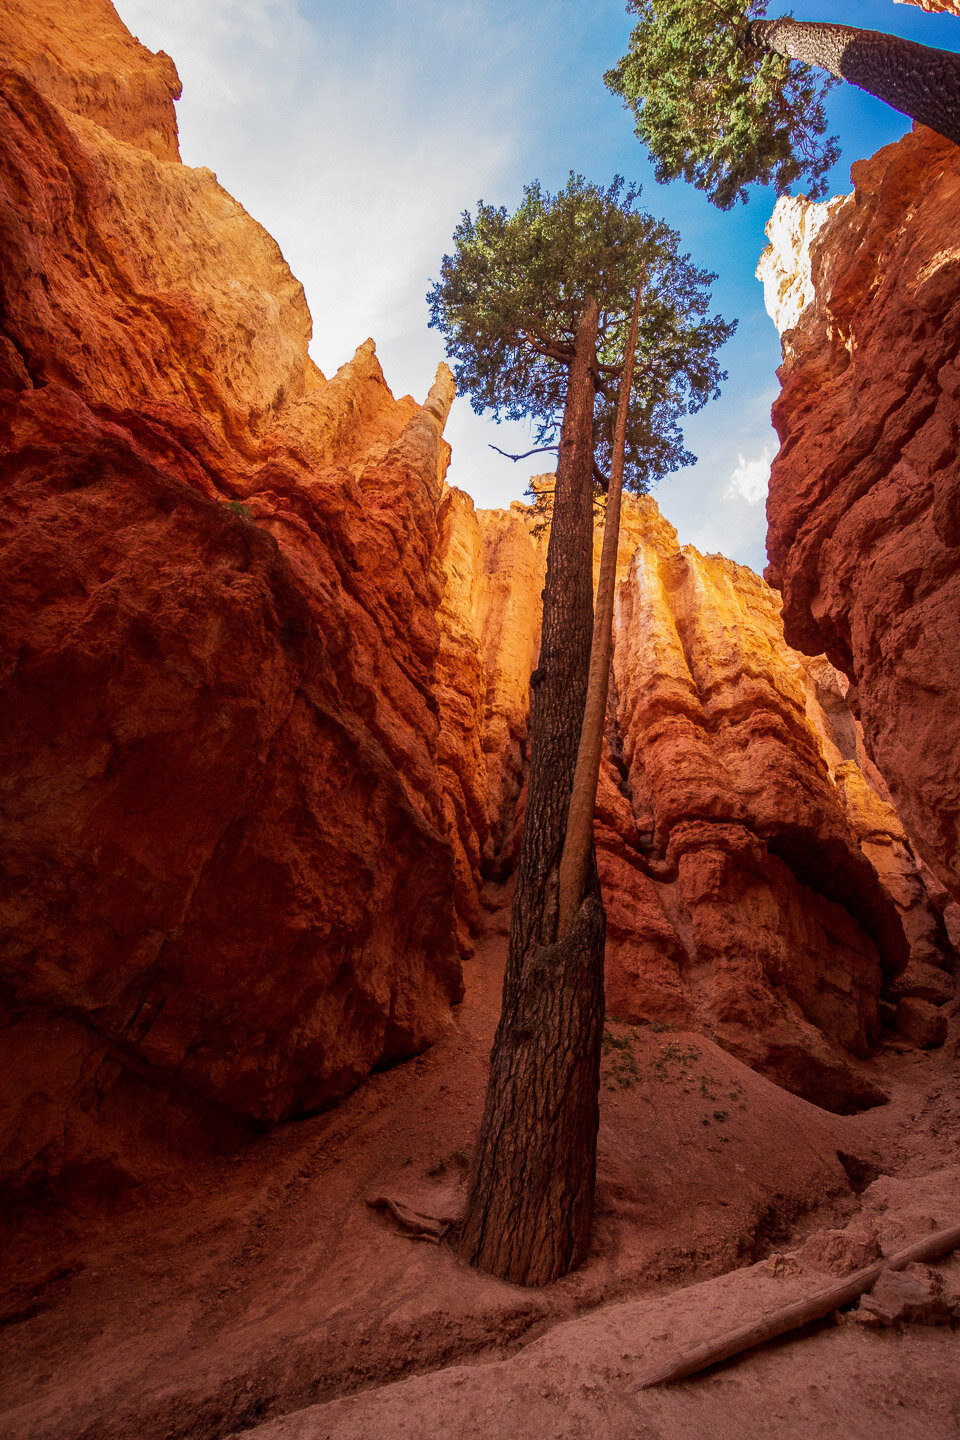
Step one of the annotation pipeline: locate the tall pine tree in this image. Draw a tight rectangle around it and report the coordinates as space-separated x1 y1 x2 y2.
428 174 733 1284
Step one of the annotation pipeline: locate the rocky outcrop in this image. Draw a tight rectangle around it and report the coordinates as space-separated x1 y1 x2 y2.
1 0 181 161
801 658 956 1039
757 193 853 338
0 0 463 1196
3 0 955 1203
431 490 550 952
761 128 960 910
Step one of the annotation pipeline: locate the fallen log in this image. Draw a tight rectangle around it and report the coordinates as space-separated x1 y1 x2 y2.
636 1221 960 1389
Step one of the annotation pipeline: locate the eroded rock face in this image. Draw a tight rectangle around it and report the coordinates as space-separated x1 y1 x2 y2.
801 658 957 1022
0 0 463 1196
597 503 908 1112
762 127 960 906
1 0 181 161
431 489 550 952
3 0 954 1202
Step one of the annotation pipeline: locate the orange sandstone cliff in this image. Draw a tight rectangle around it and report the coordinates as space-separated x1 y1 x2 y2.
895 1 960 14
600 512 953 1090
435 487 954 1112
761 128 960 915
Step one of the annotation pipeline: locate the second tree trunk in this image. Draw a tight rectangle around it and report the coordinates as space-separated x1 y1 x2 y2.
750 18 960 145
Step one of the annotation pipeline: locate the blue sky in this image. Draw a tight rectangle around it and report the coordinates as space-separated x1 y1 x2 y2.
112 0 958 572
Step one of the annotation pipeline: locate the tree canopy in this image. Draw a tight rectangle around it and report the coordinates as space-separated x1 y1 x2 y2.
605 0 840 209
426 172 735 489
606 3 960 210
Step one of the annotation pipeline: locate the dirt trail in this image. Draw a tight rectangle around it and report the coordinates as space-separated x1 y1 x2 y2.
2 887 959 1440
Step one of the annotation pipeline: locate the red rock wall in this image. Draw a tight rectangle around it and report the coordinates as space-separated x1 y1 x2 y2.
432 490 548 949
895 0 960 15
1 0 181 161
0 1 464 1196
4 0 956 1200
762 128 960 909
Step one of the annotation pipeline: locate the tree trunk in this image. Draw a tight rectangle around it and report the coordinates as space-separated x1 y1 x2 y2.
750 18 960 146
557 282 643 939
456 296 606 1287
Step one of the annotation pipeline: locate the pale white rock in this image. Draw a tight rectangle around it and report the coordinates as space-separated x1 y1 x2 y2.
756 193 851 336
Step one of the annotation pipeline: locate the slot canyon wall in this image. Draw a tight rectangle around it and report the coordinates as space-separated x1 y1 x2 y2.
761 125 960 915
438 488 953 1113
1 0 956 1202
0 0 467 1197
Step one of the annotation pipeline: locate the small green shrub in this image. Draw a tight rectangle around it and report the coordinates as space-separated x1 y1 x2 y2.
223 499 253 520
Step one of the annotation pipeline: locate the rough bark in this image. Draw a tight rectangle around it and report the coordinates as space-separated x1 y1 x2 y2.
750 18 960 145
557 284 643 938
456 297 606 1286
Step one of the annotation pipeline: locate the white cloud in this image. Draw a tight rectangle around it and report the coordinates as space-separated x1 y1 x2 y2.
112 0 523 397
725 446 774 506
110 0 607 513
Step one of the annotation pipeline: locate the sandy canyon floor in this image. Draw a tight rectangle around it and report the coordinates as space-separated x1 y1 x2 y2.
2 886 959 1440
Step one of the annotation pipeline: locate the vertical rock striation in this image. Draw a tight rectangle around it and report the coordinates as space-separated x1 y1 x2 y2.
440 489 945 1112
598 503 907 1111
3 0 956 1202
761 128 960 907
432 491 548 928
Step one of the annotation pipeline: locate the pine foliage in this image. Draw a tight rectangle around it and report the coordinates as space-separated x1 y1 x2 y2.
426 173 735 492
605 0 839 209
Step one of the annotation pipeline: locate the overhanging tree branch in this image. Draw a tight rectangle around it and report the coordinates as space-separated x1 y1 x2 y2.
505 327 575 364
606 2 960 211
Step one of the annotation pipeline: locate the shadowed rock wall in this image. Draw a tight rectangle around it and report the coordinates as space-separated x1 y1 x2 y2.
0 0 463 1196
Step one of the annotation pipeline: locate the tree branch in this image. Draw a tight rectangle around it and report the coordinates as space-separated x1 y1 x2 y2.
636 1222 960 1390
489 443 560 463
505 327 574 364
